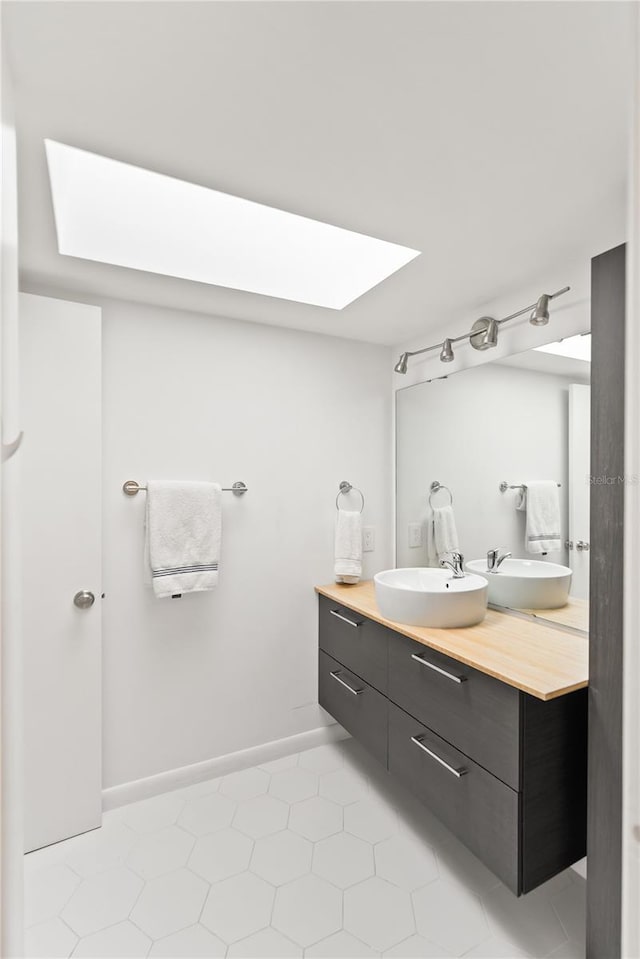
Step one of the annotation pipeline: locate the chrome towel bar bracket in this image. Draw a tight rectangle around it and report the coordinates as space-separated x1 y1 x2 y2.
123 479 248 496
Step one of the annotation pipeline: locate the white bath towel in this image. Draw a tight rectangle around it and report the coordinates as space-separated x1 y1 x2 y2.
145 480 222 598
335 509 362 584
516 481 562 554
433 505 460 560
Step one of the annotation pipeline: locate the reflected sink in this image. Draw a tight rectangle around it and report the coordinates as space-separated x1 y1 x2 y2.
374 567 488 628
465 558 572 609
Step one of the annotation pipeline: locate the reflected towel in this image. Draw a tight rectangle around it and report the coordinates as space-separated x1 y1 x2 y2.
516 480 562 554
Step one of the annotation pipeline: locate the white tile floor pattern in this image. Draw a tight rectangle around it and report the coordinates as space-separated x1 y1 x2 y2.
24 739 586 959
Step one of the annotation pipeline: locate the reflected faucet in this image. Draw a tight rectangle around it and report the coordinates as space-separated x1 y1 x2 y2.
440 551 466 579
486 547 512 572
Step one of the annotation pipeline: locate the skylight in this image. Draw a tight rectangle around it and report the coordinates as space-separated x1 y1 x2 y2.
534 333 591 363
45 140 420 310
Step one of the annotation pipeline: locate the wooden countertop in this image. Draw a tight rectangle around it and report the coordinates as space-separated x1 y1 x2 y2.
315 581 588 702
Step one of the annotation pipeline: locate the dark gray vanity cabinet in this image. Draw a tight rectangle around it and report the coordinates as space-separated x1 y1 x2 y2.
318 650 388 765
387 632 520 789
318 594 587 896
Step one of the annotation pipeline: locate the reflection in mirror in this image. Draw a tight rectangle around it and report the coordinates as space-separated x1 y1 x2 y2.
396 332 590 633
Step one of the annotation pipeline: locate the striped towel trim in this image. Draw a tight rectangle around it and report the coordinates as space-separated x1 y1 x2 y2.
152 564 218 579
526 534 561 542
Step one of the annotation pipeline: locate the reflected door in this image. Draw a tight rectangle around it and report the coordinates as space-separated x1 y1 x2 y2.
20 293 102 851
568 384 591 600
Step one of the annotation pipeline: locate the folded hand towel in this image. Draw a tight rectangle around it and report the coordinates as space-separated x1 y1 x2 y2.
517 481 562 554
335 509 362 584
145 480 221 598
433 505 459 560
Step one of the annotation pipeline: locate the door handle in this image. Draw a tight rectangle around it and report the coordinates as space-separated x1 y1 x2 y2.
576 541 590 551
73 591 95 610
411 735 468 778
329 609 363 628
411 653 467 684
329 670 363 696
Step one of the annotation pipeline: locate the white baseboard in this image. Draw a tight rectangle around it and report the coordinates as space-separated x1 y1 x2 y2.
102 723 350 811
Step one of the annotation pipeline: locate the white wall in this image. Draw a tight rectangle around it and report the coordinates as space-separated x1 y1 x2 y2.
1 34 24 957
396 363 582 571
91 298 391 789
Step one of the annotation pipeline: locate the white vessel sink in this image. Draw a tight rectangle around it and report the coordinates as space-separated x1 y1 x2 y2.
465 558 572 610
374 567 488 628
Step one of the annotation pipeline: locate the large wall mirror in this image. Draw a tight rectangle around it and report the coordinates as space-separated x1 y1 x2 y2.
396 331 590 633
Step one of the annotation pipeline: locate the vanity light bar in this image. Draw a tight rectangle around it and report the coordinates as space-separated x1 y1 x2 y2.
393 286 570 374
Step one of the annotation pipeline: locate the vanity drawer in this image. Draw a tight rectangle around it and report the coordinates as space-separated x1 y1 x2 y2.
388 633 520 788
319 596 388 693
388 702 519 893
319 650 387 767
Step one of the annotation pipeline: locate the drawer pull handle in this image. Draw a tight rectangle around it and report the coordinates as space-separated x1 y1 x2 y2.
330 670 363 696
411 653 467 684
330 609 364 628
411 735 468 778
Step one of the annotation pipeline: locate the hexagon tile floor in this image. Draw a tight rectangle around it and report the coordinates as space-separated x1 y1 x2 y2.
24 738 586 959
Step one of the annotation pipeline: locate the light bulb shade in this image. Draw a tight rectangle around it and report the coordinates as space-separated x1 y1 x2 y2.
440 338 454 363
530 294 550 326
470 316 499 351
394 352 409 374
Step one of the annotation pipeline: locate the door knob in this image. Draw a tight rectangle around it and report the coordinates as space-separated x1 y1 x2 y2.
73 590 95 609
576 541 590 552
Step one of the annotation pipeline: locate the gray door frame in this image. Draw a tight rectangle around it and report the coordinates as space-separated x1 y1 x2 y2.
588 243 625 958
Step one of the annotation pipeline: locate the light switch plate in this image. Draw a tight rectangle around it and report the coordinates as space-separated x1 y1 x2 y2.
409 523 423 548
363 527 375 552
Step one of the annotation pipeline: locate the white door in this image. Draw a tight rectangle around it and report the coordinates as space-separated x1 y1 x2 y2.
568 384 591 600
20 292 102 852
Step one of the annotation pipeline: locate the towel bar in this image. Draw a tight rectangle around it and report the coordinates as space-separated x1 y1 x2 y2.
336 480 365 513
499 481 561 493
429 480 453 508
123 480 248 496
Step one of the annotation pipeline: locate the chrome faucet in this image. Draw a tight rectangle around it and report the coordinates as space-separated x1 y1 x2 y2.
440 551 465 579
486 547 512 572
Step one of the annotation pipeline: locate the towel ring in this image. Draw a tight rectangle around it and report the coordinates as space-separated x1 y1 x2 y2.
429 481 453 508
336 480 365 513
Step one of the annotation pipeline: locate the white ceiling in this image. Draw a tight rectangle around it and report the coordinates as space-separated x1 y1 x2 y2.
3 1 633 345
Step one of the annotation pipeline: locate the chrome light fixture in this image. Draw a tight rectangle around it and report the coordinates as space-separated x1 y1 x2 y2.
469 316 499 351
529 294 550 326
394 352 409 374
392 286 570 374
440 338 454 362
